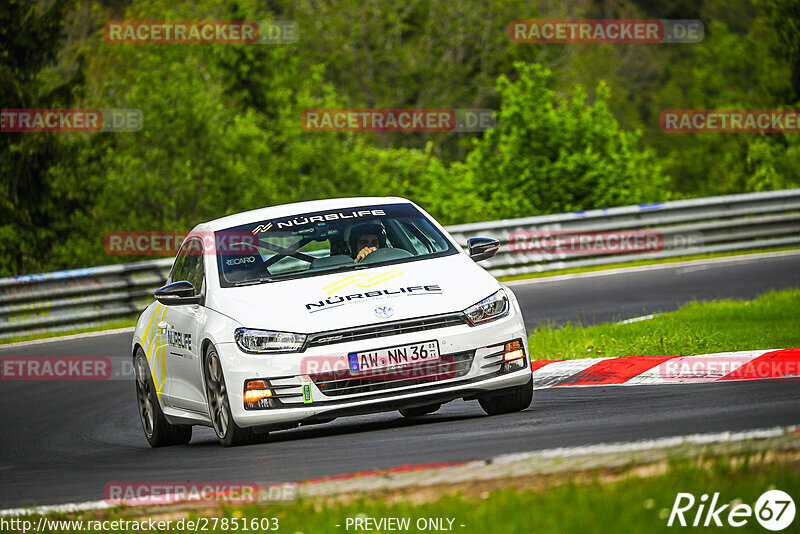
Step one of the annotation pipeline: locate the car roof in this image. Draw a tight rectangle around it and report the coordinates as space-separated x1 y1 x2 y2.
193 196 413 232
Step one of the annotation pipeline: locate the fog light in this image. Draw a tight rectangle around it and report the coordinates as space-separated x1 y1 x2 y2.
501 340 526 373
504 358 526 371
244 379 274 410
503 340 525 361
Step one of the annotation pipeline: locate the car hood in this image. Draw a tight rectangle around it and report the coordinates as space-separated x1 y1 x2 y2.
208 253 502 333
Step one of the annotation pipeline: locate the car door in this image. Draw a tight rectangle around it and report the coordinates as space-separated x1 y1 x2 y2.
161 237 208 413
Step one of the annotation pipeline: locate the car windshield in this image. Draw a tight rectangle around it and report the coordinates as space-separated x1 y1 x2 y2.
215 203 457 286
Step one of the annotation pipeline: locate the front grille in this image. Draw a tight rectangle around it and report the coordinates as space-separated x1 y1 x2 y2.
305 313 468 348
309 350 474 397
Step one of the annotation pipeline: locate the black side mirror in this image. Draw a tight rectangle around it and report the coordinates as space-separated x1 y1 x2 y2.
154 281 202 306
467 237 500 262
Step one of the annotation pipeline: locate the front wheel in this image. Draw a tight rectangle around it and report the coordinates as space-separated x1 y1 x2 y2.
478 379 533 416
204 346 260 447
134 349 192 447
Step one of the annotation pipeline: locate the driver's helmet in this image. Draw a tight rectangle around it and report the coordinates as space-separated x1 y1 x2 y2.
348 223 387 258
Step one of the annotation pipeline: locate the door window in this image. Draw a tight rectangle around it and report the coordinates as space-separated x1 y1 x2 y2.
169 238 205 295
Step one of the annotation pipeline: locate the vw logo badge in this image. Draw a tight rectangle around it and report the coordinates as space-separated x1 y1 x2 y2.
374 306 394 318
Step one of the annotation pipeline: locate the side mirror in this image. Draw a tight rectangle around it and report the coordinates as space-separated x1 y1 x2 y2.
467 237 500 262
154 281 202 306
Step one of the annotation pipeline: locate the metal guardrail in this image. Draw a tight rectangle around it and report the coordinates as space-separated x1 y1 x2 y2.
0 259 173 339
1 189 799 339
447 188 800 277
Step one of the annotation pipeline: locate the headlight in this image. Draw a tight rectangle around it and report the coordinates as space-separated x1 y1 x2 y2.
235 328 306 353
463 289 509 326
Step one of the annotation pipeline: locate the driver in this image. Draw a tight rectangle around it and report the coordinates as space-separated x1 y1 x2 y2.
348 223 387 263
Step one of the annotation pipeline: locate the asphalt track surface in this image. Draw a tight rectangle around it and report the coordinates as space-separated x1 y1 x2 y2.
1 253 799 508
509 251 800 330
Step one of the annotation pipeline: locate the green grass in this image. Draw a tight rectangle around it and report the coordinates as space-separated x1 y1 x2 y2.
258 457 799 534
528 289 800 360
24 454 800 533
498 247 799 282
0 318 136 345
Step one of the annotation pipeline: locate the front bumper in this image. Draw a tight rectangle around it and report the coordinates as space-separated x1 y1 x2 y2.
215 303 529 429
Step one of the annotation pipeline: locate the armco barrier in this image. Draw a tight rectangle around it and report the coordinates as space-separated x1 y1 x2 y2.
446 188 800 277
1 189 799 339
0 259 172 339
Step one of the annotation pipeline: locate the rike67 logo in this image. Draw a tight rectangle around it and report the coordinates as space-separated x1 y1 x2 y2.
667 490 795 530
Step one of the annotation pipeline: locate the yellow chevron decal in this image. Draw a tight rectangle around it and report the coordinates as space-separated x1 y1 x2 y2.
323 269 402 295
141 303 162 360
252 222 273 234
141 304 168 400
153 305 168 399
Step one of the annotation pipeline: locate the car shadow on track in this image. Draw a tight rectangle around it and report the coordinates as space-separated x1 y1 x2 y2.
184 409 489 448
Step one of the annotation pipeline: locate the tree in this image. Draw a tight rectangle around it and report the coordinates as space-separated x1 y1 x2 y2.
0 0 84 276
461 63 669 220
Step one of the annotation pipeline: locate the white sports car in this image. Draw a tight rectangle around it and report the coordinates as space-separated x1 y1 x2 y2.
132 197 532 447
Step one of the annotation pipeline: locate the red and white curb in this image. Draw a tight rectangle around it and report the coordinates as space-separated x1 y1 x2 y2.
530 348 800 388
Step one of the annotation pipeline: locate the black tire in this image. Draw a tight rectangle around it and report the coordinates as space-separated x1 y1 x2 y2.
203 345 259 447
399 404 441 418
478 379 533 416
134 349 192 447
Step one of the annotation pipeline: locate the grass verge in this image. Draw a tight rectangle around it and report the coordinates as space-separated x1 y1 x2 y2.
249 455 799 533
528 288 800 360
0 318 136 346
16 450 800 533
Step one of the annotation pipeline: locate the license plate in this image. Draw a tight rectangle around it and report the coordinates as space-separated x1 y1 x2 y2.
349 341 440 374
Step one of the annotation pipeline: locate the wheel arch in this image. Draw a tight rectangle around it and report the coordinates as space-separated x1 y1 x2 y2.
201 337 216 363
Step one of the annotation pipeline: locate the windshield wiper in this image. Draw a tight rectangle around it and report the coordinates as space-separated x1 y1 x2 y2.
233 277 275 286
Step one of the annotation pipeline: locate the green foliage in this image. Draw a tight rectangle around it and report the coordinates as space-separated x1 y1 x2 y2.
648 12 800 196
0 0 84 275
278 0 549 162
462 63 669 219
3 0 800 275
45 0 487 268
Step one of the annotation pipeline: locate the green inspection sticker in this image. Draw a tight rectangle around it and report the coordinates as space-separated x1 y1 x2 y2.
302 380 313 404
